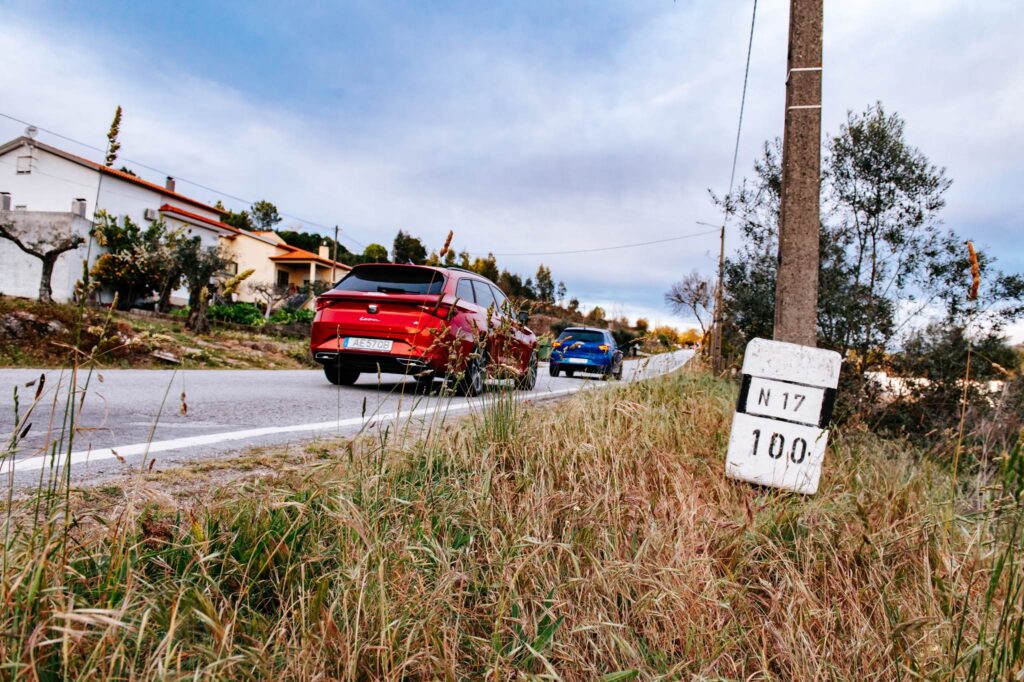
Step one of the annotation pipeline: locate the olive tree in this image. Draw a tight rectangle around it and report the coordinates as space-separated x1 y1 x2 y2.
0 220 85 304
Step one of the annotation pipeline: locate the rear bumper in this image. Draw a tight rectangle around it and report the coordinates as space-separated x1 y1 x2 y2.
550 354 612 369
312 349 438 375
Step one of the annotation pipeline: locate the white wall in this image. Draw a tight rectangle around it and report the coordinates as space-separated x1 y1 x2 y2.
0 140 226 302
0 212 92 300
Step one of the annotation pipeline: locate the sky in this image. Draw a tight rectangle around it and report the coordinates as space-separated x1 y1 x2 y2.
1 0 1021 336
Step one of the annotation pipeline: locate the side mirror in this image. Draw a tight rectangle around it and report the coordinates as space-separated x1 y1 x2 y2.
517 310 530 325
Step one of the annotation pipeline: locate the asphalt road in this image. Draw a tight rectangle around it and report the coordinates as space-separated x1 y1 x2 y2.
0 350 692 487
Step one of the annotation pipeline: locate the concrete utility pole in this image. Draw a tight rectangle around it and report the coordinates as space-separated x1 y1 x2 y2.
773 0 822 347
712 221 725 372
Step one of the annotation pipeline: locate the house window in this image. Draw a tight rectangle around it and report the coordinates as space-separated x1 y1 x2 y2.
276 270 289 287
226 261 238 275
14 205 27 211
16 156 32 174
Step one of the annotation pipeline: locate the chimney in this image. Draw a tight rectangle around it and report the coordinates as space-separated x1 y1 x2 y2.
72 198 87 217
318 244 330 260
0 192 10 211
165 176 176 192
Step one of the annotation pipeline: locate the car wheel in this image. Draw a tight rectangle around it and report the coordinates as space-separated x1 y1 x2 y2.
614 362 624 380
324 365 359 386
549 363 560 377
600 368 610 381
565 369 575 378
517 352 538 391
456 356 486 397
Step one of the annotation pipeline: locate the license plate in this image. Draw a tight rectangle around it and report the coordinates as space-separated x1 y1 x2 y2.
566 357 588 364
344 337 393 352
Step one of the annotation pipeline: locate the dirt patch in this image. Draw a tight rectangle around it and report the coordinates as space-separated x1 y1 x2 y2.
0 296 317 369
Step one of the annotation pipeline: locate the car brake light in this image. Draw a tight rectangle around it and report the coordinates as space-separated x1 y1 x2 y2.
315 297 333 311
552 341 562 348
598 344 610 351
418 303 454 320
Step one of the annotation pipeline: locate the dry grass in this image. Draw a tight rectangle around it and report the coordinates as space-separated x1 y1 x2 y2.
1 365 1022 680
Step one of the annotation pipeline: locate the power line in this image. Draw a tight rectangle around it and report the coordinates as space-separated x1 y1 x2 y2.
0 110 366 249
728 0 758 199
471 229 719 257
711 0 759 372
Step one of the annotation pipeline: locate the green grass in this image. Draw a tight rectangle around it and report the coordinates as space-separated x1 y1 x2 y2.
1 361 1022 679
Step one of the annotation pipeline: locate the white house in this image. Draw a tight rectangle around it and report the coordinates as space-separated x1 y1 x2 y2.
0 135 234 302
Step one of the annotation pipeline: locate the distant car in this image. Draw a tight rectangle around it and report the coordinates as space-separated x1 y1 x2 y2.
549 327 623 380
310 264 538 395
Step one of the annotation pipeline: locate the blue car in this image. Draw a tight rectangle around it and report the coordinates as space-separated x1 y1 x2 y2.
549 327 624 380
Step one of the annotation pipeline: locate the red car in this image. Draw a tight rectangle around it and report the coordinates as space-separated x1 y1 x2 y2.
311 264 538 395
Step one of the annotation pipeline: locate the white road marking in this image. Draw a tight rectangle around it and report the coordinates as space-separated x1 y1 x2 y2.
2 353 689 475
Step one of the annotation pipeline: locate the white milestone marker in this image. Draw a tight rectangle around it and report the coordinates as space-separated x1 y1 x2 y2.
725 338 842 495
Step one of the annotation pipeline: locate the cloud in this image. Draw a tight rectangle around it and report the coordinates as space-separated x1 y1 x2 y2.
0 1 1020 331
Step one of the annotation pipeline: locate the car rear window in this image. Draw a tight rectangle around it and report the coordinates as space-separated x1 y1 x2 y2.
557 329 605 343
333 265 445 295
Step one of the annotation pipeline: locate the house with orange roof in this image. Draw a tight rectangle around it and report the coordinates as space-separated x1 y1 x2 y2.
0 134 348 306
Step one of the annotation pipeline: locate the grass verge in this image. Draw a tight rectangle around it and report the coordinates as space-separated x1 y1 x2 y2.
1 366 1022 679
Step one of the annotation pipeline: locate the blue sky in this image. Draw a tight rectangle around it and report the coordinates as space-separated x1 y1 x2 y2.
1 0 1022 335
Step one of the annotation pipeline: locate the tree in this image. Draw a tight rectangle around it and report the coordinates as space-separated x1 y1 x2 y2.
471 253 500 282
556 281 567 304
392 230 428 264
248 281 291 320
0 220 85 304
443 249 457 267
635 318 649 333
178 239 229 333
250 200 282 231
105 105 122 167
678 328 702 346
585 306 606 326
276 229 346 258
222 209 253 231
665 271 713 335
362 243 389 263
534 264 555 303
90 213 181 309
567 298 580 314
720 103 1024 437
721 106 960 356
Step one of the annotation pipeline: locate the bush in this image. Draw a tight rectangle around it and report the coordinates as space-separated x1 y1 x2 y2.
268 307 314 325
208 303 265 326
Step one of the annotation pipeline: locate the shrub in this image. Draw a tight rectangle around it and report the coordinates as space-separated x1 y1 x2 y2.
208 302 264 326
268 307 314 325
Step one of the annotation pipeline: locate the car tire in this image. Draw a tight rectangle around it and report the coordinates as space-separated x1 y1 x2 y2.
549 363 560 377
600 368 610 381
324 365 360 386
614 362 624 380
565 369 575 378
456 356 486 397
517 352 538 391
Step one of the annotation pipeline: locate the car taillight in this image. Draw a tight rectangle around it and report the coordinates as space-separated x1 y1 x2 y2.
315 297 333 311
552 341 562 348
418 303 454 320
598 344 610 351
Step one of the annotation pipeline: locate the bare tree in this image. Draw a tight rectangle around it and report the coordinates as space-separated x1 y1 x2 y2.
665 271 713 335
0 221 85 304
248 280 291 320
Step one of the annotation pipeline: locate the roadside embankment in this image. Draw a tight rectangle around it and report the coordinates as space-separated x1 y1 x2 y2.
1 365 1020 679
